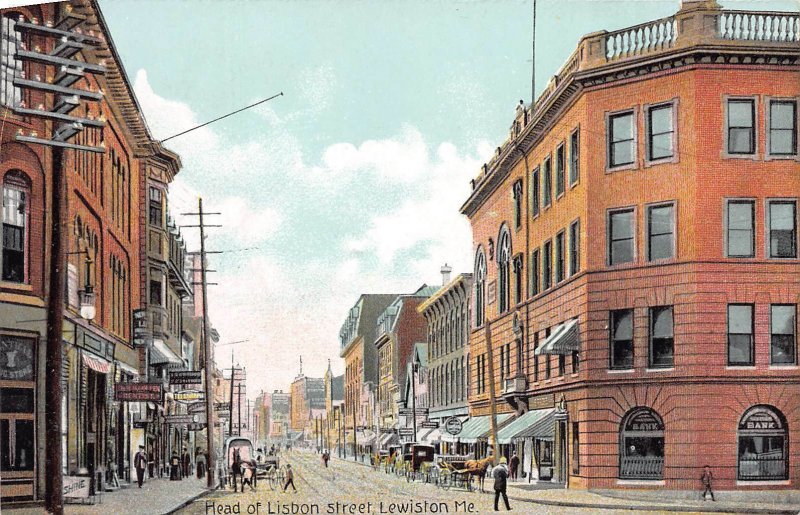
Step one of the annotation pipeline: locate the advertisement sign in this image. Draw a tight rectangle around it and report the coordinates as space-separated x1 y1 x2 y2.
187 422 207 431
421 421 439 429
188 402 206 414
63 475 90 498
173 390 204 402
444 417 463 436
169 370 202 386
115 382 162 402
399 407 428 416
132 309 151 348
214 402 231 411
165 414 197 425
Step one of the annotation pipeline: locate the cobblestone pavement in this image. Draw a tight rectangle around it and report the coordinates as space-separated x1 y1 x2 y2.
174 450 721 515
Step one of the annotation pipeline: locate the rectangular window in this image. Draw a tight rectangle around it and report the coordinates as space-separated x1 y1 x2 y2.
1 16 24 107
768 100 797 156
556 143 565 197
610 309 634 369
649 306 674 368
543 157 552 208
531 167 540 217
608 111 635 167
609 208 635 265
727 99 755 155
533 332 539 382
569 129 579 185
726 200 755 257
569 220 580 276
2 183 26 283
149 187 163 227
499 346 505 383
530 249 540 296
771 305 796 365
572 350 579 373
648 204 674 261
728 304 754 366
768 200 797 258
149 279 162 306
555 231 565 283
513 180 523 230
558 354 566 376
647 104 674 161
543 240 552 290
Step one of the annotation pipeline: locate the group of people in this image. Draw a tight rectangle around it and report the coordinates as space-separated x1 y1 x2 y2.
133 446 205 488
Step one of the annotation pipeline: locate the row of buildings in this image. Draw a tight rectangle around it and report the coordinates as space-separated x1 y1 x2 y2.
289 0 799 494
0 0 237 506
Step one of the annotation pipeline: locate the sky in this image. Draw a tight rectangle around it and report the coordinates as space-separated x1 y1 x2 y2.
9 0 796 399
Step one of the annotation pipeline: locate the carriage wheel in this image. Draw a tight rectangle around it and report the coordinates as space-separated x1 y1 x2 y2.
406 469 412 483
466 475 472 492
439 470 451 490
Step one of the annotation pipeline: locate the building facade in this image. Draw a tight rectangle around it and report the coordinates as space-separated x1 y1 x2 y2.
269 390 290 446
462 0 800 491
323 363 344 454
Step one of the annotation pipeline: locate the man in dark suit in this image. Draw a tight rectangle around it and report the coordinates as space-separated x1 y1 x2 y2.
134 445 147 488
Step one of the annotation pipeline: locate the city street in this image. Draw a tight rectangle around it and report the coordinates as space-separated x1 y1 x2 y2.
176 451 717 515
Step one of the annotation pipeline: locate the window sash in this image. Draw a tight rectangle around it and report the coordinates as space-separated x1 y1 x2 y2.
569 130 580 185
609 112 635 167
611 310 634 369
570 221 580 276
769 101 797 155
609 210 635 265
648 205 674 261
531 168 540 216
556 145 565 196
555 233 565 283
726 201 755 257
771 305 796 365
649 307 674 368
531 249 540 295
543 158 552 207
543 241 552 290
768 201 797 258
727 100 755 154
648 105 674 160
728 304 754 365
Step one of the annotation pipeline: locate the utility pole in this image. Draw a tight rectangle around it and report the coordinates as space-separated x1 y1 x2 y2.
531 0 537 104
237 383 243 436
229 352 236 438
352 400 358 461
410 362 418 443
485 321 499 465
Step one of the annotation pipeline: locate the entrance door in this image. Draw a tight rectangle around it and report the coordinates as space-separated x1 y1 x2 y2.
557 420 567 483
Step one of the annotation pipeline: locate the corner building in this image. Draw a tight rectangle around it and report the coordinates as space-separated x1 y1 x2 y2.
461 0 799 491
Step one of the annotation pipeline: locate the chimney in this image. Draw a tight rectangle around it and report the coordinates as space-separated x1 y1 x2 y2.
440 263 453 284
678 0 721 11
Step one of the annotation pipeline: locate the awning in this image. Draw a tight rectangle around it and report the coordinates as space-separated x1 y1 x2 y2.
380 432 398 448
149 340 183 366
357 430 376 446
82 353 111 374
536 318 579 355
459 414 514 444
419 427 441 445
497 409 555 444
115 360 139 376
515 409 556 440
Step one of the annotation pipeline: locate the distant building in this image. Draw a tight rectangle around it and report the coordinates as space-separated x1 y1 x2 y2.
269 390 290 444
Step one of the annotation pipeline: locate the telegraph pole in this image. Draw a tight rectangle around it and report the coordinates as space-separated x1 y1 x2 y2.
485 321 499 465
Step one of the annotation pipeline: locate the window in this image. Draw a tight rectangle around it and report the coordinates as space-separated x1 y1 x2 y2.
2 171 29 283
513 254 523 305
555 231 565 283
572 350 579 373
497 227 511 313
545 327 551 379
543 157 552 208
572 422 580 474
647 104 674 161
533 332 539 382
610 309 634 369
727 99 755 155
767 200 796 258
728 304 754 366
569 129 579 185
513 180 523 230
771 305 796 365
609 208 635 265
1 14 24 107
738 406 788 481
608 111 635 167
649 306 674 368
620 408 664 480
531 167 540 217
569 220 580 276
530 248 540 296
499 346 505 383
556 143 565 197
768 100 797 156
558 354 566 376
149 279 162 306
474 249 486 326
149 187 163 227
726 200 755 257
648 204 674 261
542 240 552 290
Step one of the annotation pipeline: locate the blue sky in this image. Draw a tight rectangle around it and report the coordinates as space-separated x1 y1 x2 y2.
40 0 800 395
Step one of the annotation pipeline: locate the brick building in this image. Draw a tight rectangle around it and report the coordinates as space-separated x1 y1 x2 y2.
462 0 799 491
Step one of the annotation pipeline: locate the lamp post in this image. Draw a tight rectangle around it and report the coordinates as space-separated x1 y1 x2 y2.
67 249 96 321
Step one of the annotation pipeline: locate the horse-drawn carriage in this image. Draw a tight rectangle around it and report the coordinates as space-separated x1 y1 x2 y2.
431 456 492 492
223 437 287 490
402 444 435 483
256 454 285 489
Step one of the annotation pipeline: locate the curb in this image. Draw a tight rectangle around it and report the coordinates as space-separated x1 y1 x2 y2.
164 487 213 515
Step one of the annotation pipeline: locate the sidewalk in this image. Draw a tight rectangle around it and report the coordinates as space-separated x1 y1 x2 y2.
5 476 210 515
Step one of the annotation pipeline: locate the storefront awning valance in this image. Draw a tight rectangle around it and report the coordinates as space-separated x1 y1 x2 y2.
497 409 555 444
459 414 514 444
514 409 556 440
380 432 398 448
536 319 579 355
82 353 111 374
419 427 441 445
149 340 183 366
357 431 376 446
115 360 139 376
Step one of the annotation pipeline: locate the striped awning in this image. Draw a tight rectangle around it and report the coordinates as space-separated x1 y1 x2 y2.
149 340 183 366
514 409 556 440
82 353 111 374
536 319 579 355
497 409 555 444
458 414 514 444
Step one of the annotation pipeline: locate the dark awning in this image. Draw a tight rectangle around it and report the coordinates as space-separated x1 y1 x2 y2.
497 409 555 444
536 319 579 355
514 409 556 440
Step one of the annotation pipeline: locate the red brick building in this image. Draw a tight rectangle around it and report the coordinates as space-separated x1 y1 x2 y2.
462 0 799 491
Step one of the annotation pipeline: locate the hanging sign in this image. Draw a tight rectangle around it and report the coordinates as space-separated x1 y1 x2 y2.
169 370 202 385
115 382 162 402
444 417 463 436
174 390 204 402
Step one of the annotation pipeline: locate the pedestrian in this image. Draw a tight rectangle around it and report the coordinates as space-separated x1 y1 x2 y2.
282 463 297 493
147 448 155 478
181 447 191 479
492 457 511 511
701 465 715 501
322 450 330 468
134 445 147 488
509 453 520 481
170 451 181 481
240 461 255 492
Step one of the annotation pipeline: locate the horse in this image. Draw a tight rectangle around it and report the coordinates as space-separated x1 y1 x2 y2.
230 448 242 490
462 456 493 493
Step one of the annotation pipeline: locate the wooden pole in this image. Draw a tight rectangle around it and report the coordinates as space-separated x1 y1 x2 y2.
198 198 216 488
485 320 499 465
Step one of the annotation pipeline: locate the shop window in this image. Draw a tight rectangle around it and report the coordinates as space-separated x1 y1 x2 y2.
768 100 797 156
2 171 30 283
649 306 674 368
619 408 664 480
727 99 756 155
771 305 796 365
738 406 788 481
767 200 797 259
728 304 754 366
610 309 634 369
0 335 35 477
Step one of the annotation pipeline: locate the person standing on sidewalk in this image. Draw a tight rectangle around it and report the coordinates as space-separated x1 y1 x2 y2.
509 453 519 481
283 463 297 493
701 465 715 501
134 446 147 488
181 447 191 479
492 457 511 511
170 451 181 481
322 450 330 468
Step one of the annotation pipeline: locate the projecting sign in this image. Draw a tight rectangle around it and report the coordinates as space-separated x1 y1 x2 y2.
398 428 414 436
188 402 206 414
214 402 231 411
165 414 197 425
421 421 439 429
187 422 207 431
444 417 463 436
169 370 202 385
115 382 162 402
174 390 204 402
398 407 428 416
132 309 151 348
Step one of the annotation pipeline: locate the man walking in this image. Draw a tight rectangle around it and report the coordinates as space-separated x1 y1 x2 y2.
701 465 715 501
283 463 297 493
509 453 520 481
181 447 191 479
322 450 330 468
134 445 147 488
493 457 511 511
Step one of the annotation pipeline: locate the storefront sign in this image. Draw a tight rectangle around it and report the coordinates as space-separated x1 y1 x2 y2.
214 402 231 411
166 414 197 425
188 402 206 414
187 422 207 431
63 475 90 498
421 421 439 429
115 382 163 402
169 370 202 386
444 417 463 435
0 335 34 381
398 428 414 436
132 309 151 348
625 409 664 432
740 409 783 431
76 327 115 360
399 407 428 415
174 389 204 402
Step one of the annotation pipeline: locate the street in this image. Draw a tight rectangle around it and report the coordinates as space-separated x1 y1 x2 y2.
176 450 715 515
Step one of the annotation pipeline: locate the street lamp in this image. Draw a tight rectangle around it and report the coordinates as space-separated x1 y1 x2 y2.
67 249 95 321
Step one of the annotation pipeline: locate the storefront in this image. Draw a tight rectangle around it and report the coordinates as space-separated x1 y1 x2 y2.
737 405 788 481
496 408 555 482
456 414 513 459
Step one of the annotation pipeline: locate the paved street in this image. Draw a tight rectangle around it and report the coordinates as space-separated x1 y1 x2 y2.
176 450 719 515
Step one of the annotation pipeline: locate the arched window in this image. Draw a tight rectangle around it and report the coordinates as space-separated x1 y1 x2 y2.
738 405 788 481
1 13 25 107
2 170 31 283
619 407 664 480
474 248 486 326
497 226 512 313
